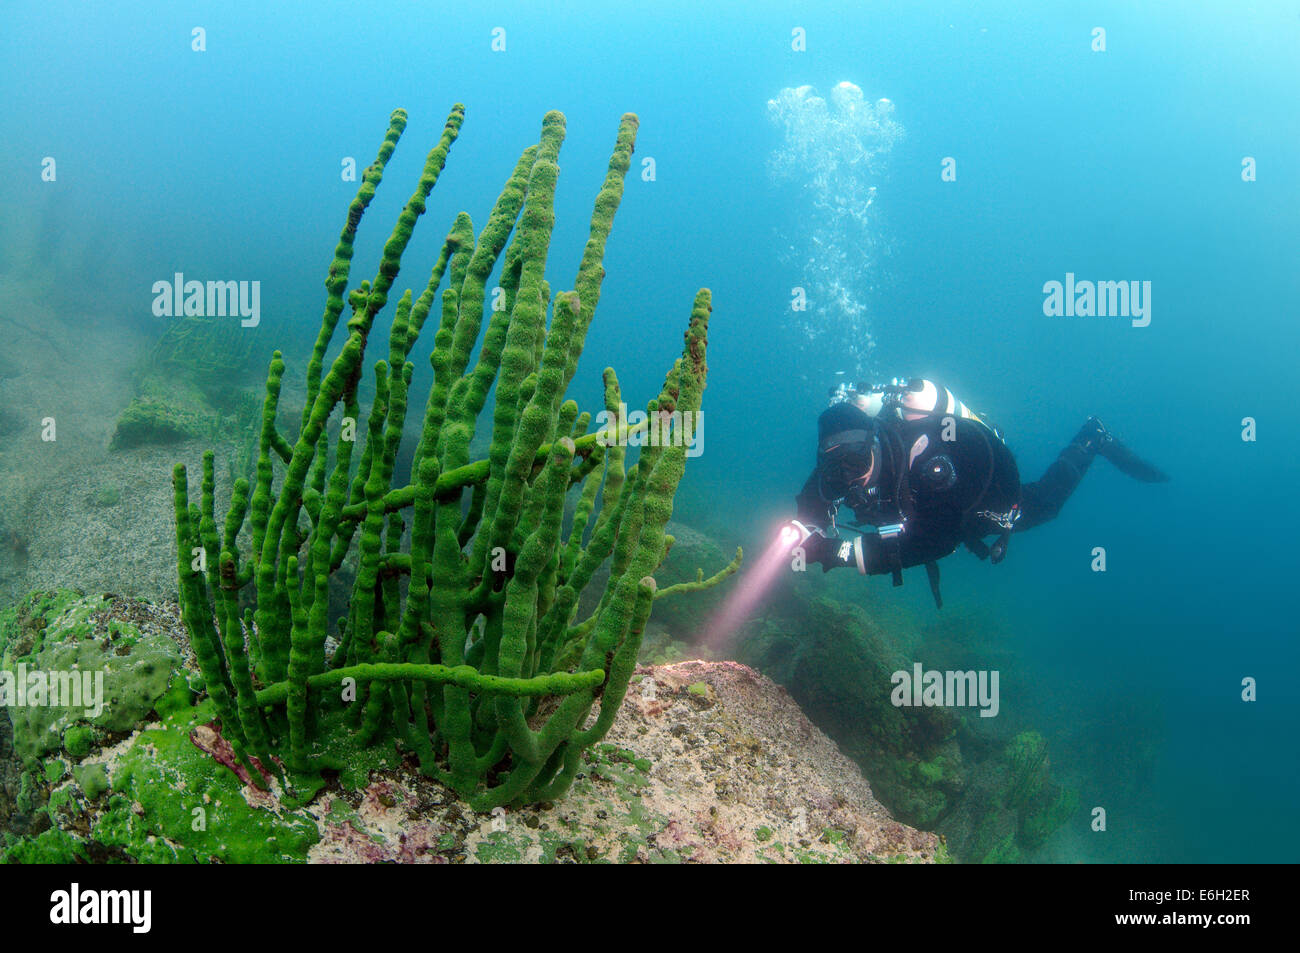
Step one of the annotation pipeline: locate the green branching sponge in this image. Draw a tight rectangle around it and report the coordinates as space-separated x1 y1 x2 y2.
172 105 737 810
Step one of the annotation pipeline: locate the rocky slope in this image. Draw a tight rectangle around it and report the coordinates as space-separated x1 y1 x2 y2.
1 592 941 864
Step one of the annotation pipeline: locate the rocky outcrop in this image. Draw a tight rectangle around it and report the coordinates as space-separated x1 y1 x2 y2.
589 659 942 863
1 591 940 864
305 659 941 864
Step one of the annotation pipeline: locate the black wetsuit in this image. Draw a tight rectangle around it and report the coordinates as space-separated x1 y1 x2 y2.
795 413 1094 580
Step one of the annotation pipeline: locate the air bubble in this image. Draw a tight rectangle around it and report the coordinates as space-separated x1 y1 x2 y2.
767 84 903 377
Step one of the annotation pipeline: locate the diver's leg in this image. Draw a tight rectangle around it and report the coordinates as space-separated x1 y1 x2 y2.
1018 417 1169 532
1015 421 1101 532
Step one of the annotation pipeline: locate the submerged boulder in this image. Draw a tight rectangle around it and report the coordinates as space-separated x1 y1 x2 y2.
0 591 940 864
0 591 188 764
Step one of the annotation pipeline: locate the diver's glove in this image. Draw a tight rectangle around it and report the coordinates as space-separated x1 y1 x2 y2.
787 521 867 574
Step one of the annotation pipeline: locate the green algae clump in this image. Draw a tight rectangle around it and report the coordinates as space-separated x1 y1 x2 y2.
62 725 94 760
167 104 730 812
0 590 184 764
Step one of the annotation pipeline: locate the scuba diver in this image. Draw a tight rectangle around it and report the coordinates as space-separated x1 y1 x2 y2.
787 378 1169 607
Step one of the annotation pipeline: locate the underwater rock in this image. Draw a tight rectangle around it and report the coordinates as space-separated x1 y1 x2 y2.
0 591 188 764
590 660 941 863
0 591 198 859
937 759 1022 864
0 593 939 863
111 307 264 453
737 593 966 829
734 588 1077 860
110 377 240 450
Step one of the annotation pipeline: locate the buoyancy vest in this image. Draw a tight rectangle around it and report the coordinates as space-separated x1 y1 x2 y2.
842 379 1021 606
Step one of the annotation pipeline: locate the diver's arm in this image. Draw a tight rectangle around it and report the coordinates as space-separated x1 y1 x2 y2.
892 531 959 570
788 524 957 575
794 469 836 530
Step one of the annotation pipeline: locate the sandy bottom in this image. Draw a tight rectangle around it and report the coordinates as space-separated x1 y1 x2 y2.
0 276 234 607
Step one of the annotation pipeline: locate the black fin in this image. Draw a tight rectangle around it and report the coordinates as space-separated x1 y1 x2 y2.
1098 439 1170 483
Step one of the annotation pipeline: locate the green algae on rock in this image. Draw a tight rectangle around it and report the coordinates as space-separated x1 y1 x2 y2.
2 595 934 864
170 104 732 812
0 592 207 862
0 590 185 764
111 306 266 453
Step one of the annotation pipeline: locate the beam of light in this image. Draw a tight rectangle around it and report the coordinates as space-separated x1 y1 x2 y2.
703 522 801 653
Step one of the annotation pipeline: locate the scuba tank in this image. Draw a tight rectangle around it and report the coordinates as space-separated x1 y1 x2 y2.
859 378 1001 438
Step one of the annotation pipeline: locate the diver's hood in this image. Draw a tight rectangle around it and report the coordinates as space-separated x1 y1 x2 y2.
817 402 876 451
816 402 881 496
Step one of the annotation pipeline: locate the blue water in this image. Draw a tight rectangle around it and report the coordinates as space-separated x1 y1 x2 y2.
4 0 1297 862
